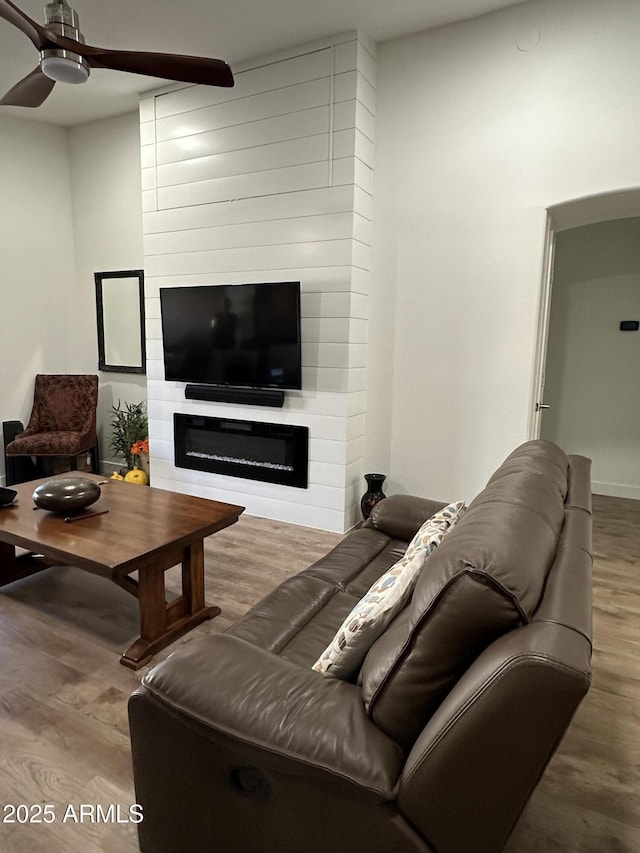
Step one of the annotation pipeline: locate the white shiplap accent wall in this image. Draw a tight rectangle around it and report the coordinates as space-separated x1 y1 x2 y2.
140 33 375 533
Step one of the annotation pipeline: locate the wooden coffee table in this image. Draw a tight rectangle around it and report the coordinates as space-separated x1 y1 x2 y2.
0 472 244 669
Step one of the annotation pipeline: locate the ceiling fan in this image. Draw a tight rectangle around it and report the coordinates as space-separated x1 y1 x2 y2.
0 0 234 108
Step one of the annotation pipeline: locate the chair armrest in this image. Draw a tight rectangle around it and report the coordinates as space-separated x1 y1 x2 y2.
367 494 448 541
137 633 404 796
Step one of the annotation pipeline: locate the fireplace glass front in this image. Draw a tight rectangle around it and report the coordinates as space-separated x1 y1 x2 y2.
174 413 308 488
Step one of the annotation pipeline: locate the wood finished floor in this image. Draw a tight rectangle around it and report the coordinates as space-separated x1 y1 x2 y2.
0 495 638 852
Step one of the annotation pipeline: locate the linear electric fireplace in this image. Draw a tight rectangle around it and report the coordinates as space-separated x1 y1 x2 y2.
174 413 308 488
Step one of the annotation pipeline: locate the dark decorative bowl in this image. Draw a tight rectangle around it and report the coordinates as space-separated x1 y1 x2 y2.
0 486 17 507
33 477 101 513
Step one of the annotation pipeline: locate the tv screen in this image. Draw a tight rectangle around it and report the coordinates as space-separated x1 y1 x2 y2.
160 281 302 390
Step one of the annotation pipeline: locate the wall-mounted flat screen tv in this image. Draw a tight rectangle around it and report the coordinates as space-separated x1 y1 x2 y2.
160 281 302 390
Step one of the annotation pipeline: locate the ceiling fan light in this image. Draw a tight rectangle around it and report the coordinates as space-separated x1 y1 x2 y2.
41 52 90 84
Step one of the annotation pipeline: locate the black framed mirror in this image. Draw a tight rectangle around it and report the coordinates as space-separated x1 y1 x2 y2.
95 269 146 374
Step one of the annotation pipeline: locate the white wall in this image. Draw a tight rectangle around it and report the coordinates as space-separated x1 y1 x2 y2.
141 34 375 532
541 218 640 498
0 116 77 480
369 0 640 503
68 112 145 465
0 113 145 482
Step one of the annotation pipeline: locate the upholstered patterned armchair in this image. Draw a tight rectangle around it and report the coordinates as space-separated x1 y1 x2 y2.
4 374 99 486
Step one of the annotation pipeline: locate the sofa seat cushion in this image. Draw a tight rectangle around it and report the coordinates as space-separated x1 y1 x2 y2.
360 445 569 750
140 633 405 797
278 590 362 667
303 528 409 598
228 574 340 654
229 526 431 669
7 430 92 456
228 528 409 654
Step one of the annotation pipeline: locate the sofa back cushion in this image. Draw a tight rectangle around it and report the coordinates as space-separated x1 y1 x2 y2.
360 441 569 750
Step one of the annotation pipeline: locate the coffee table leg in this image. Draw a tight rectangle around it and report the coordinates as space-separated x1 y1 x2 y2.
120 540 220 670
120 561 166 669
182 539 205 612
0 541 16 580
139 562 168 642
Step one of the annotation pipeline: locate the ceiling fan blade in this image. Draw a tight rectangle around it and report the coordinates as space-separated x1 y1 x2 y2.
0 67 55 107
43 32 234 88
0 0 51 49
85 47 234 88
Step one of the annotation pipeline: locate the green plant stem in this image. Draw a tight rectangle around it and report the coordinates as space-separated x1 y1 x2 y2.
109 400 148 469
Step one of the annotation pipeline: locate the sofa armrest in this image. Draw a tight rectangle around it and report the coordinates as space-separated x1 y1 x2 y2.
367 494 448 541
137 633 404 796
397 621 591 853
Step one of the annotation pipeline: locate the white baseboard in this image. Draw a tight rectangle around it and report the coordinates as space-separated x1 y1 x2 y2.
592 481 640 501
101 460 128 476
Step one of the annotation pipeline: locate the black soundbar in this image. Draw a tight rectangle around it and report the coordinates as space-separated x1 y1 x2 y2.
185 384 285 408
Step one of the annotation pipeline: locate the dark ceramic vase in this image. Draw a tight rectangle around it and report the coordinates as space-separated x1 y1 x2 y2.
360 473 387 520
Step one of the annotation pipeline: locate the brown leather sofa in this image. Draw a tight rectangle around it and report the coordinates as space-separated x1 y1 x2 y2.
128 440 592 853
